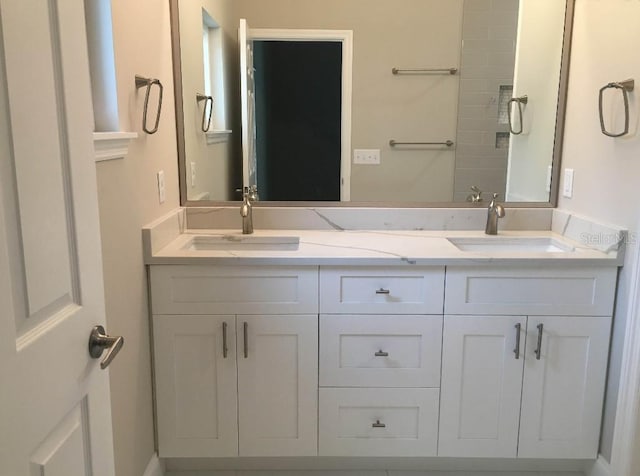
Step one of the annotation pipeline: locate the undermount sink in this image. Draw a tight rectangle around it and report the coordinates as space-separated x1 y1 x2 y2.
447 236 575 253
184 235 300 251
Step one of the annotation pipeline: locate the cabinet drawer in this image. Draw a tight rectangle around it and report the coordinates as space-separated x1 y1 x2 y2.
320 267 445 314
445 266 617 316
150 265 318 315
320 315 442 388
319 388 439 456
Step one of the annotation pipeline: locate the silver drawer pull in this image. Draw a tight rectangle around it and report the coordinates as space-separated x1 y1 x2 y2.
375 288 390 295
375 350 389 357
243 322 248 359
222 322 228 359
514 323 521 360
372 420 386 428
534 323 544 360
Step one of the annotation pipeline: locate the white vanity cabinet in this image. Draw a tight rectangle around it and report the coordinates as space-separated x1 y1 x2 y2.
318 266 445 457
150 266 319 458
439 266 617 459
148 261 618 461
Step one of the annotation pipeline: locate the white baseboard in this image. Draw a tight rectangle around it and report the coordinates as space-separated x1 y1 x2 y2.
585 455 611 476
143 453 165 476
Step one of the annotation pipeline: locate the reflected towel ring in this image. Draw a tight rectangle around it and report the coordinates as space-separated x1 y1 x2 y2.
508 95 528 135
135 75 163 134
196 93 213 132
599 79 634 138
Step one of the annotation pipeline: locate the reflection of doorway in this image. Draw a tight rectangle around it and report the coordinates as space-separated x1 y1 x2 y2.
255 41 341 201
249 29 352 201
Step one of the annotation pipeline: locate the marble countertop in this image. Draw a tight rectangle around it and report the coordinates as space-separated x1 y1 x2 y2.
144 228 623 267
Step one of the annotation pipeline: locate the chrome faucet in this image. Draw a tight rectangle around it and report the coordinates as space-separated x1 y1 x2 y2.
485 193 505 235
240 186 258 234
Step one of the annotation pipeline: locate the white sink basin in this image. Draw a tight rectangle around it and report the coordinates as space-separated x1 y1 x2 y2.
447 237 575 253
184 235 300 251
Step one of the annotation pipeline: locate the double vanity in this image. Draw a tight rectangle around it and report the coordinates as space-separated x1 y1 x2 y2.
144 207 624 465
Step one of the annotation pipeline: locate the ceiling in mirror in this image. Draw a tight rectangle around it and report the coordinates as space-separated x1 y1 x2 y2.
171 0 573 206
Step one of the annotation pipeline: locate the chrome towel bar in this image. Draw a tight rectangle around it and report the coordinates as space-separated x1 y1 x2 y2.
135 75 163 134
599 79 634 137
389 139 454 148
392 67 458 75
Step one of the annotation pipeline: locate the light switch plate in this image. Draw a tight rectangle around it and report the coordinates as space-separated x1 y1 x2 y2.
354 149 380 165
563 168 574 198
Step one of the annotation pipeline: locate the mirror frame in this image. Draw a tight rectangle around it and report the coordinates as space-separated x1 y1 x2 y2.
171 0 575 209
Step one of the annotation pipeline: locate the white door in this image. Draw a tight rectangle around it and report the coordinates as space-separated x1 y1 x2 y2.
439 315 526 458
519 316 611 458
153 315 238 457
0 0 118 474
239 18 258 194
237 315 318 456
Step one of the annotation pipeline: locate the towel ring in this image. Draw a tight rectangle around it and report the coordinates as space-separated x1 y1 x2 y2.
196 94 213 132
508 95 528 135
599 79 634 138
135 75 163 135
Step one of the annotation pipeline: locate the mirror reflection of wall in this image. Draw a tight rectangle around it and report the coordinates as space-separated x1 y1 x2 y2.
177 0 239 201
173 0 570 205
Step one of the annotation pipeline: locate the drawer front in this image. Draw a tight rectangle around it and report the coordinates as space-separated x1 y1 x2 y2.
150 265 318 315
320 315 442 388
320 267 445 314
319 388 439 456
445 266 617 316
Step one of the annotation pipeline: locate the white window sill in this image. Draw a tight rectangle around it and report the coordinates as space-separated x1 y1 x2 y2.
94 132 138 162
206 129 232 145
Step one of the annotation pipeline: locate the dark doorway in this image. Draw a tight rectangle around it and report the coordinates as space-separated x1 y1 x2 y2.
253 41 342 201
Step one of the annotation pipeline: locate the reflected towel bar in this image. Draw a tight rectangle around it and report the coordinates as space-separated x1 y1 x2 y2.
196 93 213 132
599 79 634 137
135 75 163 134
392 67 458 75
389 139 454 148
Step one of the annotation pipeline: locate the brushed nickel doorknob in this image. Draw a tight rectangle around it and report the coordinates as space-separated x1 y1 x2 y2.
88 325 124 370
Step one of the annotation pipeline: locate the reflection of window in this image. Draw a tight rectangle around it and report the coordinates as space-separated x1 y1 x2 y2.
202 9 227 132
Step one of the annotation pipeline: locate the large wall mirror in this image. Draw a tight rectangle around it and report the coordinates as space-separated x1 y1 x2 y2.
171 0 574 206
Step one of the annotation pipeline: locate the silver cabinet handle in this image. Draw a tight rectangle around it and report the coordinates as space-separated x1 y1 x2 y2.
243 322 248 359
372 420 386 428
222 322 228 359
88 325 124 370
375 350 389 357
534 323 544 360
375 288 390 295
514 323 521 360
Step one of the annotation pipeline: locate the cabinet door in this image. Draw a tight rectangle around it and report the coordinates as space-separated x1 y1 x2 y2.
439 315 526 457
153 315 238 457
237 315 318 456
519 316 611 458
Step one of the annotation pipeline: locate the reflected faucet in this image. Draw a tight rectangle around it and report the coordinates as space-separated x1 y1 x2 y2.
240 186 258 234
485 193 505 235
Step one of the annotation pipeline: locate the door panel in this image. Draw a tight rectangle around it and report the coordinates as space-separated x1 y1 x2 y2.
153 315 238 457
0 0 116 473
239 18 257 192
237 315 318 456
519 316 611 458
439 315 526 458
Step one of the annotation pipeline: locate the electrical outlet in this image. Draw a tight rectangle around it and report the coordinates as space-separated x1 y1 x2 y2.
563 168 574 198
157 170 166 204
353 149 381 165
190 162 196 187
